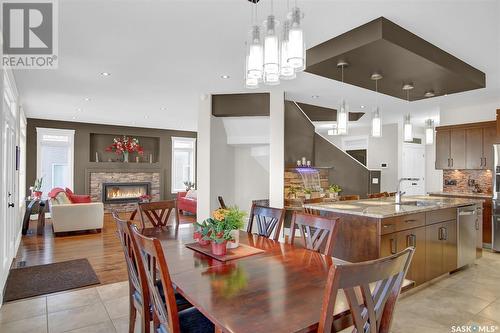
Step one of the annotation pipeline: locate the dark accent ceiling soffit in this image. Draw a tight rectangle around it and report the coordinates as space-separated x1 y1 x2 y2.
212 93 269 117
305 17 486 101
296 102 364 122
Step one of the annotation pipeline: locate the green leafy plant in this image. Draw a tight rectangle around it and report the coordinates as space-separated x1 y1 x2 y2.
33 177 43 191
183 181 195 191
304 188 313 195
288 185 302 197
328 184 342 193
204 206 246 244
194 220 212 238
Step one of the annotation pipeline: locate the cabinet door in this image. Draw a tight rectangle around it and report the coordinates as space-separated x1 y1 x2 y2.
380 233 397 258
435 130 451 169
483 199 492 244
425 223 443 281
450 129 466 169
482 126 496 170
466 128 483 169
442 220 458 273
397 227 426 285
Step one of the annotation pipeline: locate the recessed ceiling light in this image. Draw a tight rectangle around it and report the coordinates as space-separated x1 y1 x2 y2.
160 107 167 111
424 91 435 98
360 105 365 109
72 116 76 120
100 72 111 77
84 97 91 102
220 75 230 79
76 108 82 112
144 115 149 119
311 95 320 99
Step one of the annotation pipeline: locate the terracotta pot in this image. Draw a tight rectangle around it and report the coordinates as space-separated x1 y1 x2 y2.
193 231 202 240
211 241 228 256
34 191 42 198
198 238 210 246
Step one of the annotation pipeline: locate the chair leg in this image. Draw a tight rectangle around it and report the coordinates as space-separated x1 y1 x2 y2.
141 303 151 333
129 303 137 333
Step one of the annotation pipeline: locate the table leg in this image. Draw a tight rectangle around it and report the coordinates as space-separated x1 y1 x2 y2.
37 200 46 235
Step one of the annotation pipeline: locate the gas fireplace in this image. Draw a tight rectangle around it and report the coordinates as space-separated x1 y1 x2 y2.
102 182 151 204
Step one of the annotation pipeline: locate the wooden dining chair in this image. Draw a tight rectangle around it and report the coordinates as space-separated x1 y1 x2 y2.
317 247 415 333
368 192 389 199
247 203 285 241
339 195 360 201
138 200 180 230
111 210 151 333
289 212 340 256
130 225 214 333
303 197 323 215
217 196 227 209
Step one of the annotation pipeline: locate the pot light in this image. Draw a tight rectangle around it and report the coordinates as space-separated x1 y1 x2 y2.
424 91 435 98
425 119 435 145
404 114 413 142
84 97 91 102
311 95 319 99
360 105 365 109
220 75 230 79
76 108 82 112
72 116 76 120
100 72 111 77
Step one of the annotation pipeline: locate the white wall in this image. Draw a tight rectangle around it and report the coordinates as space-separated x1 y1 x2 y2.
440 99 499 126
196 94 212 220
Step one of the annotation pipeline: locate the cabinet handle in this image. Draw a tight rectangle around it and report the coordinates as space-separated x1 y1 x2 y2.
404 219 417 223
383 224 392 229
406 234 416 247
476 219 480 230
447 158 451 167
438 227 444 240
442 227 448 240
390 238 397 254
484 157 487 167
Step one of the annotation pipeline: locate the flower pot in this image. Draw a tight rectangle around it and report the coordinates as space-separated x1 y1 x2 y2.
193 231 202 240
304 194 311 200
211 241 228 256
198 238 210 246
227 230 239 249
329 192 338 199
123 151 129 163
33 191 42 198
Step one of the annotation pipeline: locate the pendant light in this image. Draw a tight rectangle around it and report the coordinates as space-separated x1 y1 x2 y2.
402 83 414 142
280 19 296 80
337 61 349 135
425 119 435 145
263 0 280 85
245 3 263 88
370 73 383 138
327 124 338 136
287 3 305 71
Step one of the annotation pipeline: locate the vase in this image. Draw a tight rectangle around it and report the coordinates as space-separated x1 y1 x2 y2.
305 194 311 200
33 191 42 199
123 151 129 163
227 230 239 249
211 241 228 256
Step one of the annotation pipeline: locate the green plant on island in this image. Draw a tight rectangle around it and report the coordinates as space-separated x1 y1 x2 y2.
288 185 302 198
303 188 313 195
328 184 342 193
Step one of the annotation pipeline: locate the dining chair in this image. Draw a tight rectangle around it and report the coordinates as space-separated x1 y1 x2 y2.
368 192 390 199
303 197 323 215
339 195 360 201
138 200 180 230
289 212 340 256
317 247 415 333
247 203 285 241
217 196 227 209
130 225 214 333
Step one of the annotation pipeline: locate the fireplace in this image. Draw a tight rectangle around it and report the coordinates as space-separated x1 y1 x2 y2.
102 182 151 204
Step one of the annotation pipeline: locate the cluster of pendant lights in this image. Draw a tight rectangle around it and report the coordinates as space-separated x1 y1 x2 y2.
245 0 305 89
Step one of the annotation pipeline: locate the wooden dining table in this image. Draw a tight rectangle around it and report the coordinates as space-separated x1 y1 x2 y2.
141 225 412 333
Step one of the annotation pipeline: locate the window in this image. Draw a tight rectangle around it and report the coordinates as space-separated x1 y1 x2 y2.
171 137 196 193
36 128 75 195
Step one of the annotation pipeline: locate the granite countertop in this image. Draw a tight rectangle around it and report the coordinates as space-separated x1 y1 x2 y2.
428 191 492 199
303 195 483 218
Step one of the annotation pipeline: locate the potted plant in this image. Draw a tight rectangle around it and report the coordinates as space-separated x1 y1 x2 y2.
105 136 144 163
288 185 301 199
328 184 342 199
304 188 313 200
224 206 246 249
184 181 195 192
203 207 245 256
194 220 211 246
31 177 43 198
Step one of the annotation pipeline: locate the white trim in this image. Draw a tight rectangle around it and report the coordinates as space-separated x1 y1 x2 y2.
171 136 197 193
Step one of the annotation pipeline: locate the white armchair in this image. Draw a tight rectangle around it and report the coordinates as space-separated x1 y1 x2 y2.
49 201 104 234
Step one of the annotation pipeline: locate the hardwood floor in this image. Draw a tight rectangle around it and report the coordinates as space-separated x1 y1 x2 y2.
14 211 195 285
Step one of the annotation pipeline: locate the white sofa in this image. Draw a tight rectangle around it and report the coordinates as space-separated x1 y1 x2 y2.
49 201 104 234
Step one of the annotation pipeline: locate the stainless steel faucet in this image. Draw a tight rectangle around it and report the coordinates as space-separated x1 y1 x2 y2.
395 178 420 204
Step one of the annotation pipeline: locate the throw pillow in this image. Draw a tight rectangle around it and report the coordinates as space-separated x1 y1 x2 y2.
65 188 74 196
185 189 197 199
68 194 91 204
55 191 72 204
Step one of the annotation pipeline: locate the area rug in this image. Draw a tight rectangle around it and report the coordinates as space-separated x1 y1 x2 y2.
3 259 100 302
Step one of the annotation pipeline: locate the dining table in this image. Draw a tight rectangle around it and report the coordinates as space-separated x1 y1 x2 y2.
141 224 413 333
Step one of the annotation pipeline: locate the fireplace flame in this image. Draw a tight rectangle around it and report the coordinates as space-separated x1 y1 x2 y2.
107 187 147 200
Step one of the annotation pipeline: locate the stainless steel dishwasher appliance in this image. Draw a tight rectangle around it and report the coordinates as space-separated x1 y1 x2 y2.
457 205 478 268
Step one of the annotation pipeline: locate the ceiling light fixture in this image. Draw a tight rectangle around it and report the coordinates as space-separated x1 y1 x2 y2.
311 95 319 99
84 97 91 102
425 119 435 145
76 108 82 112
100 72 111 77
336 61 349 135
221 75 230 79
370 73 383 138
402 83 414 142
360 105 365 109
280 19 296 80
424 91 435 98
287 3 305 71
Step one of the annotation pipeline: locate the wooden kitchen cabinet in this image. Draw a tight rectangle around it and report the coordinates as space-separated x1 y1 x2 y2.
425 219 457 281
482 126 496 169
466 128 483 169
435 130 451 169
450 129 466 169
441 219 458 273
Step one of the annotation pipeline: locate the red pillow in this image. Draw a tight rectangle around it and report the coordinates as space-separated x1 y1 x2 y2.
65 188 74 196
68 194 91 204
48 187 65 199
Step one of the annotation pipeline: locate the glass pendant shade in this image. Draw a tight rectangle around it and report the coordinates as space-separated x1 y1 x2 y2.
263 15 280 84
280 20 296 80
371 108 382 137
404 114 413 142
247 25 263 80
287 7 305 71
425 119 434 145
337 100 349 135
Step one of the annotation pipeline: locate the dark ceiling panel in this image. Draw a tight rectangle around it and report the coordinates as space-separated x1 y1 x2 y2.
212 93 269 117
305 17 485 101
296 102 364 122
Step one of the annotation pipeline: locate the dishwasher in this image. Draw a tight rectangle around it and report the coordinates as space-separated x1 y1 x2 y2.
457 205 477 268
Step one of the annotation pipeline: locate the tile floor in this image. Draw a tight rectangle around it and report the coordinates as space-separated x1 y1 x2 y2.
1 251 500 333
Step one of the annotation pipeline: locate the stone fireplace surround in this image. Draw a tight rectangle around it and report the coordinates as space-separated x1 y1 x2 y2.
87 170 161 212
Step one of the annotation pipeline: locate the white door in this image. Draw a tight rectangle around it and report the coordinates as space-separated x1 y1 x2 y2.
402 143 426 195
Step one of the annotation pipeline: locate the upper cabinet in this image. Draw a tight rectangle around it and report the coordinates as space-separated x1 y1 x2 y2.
435 121 497 170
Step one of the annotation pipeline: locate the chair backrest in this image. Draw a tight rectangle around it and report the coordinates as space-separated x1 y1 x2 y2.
289 212 340 256
111 210 149 307
368 192 389 199
339 195 360 201
247 203 285 241
130 224 181 333
303 197 323 215
218 196 227 209
318 247 415 333
138 200 179 229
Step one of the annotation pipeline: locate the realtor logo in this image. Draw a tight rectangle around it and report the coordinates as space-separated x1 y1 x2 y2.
2 0 58 69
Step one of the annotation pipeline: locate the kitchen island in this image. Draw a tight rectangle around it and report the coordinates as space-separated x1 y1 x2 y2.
304 195 482 285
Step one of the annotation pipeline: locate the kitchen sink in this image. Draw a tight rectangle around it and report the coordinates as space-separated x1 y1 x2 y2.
396 200 438 207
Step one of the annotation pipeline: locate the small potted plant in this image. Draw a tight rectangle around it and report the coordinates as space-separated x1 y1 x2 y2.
288 185 301 199
31 177 43 198
203 207 245 256
194 220 211 246
184 181 195 192
224 206 246 249
328 184 342 199
304 188 313 200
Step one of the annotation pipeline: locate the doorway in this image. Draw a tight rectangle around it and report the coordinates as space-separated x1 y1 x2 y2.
402 142 426 195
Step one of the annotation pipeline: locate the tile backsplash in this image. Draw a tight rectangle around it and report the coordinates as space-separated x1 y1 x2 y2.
443 169 492 194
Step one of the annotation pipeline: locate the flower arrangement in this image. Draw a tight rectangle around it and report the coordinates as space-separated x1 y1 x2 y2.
201 206 246 255
184 181 195 191
30 177 44 198
194 220 212 246
138 194 151 203
105 136 144 162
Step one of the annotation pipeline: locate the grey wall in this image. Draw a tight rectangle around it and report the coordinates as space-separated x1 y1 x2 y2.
284 101 315 167
26 118 196 198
